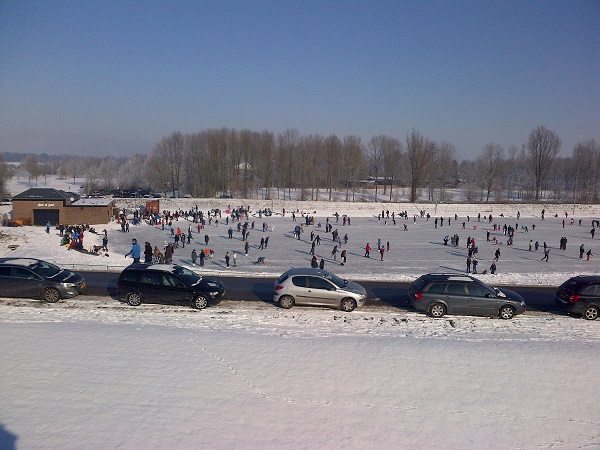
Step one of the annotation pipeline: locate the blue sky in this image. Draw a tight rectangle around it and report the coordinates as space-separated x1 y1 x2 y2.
0 0 598 159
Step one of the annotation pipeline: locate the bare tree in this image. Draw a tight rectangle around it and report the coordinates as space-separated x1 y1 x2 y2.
22 155 39 186
277 129 299 200
572 139 600 203
341 135 366 201
503 145 518 200
256 130 275 200
434 142 456 201
0 154 11 198
367 136 386 201
406 130 434 203
477 143 504 202
324 134 342 201
523 125 561 201
82 157 101 195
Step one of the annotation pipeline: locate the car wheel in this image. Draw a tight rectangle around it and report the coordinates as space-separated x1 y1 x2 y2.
126 292 143 306
499 305 516 320
192 295 208 310
583 305 599 320
429 302 446 318
340 298 357 312
42 287 60 303
279 295 294 309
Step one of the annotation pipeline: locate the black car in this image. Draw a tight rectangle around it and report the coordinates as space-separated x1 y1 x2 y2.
116 264 225 309
0 257 86 302
409 273 526 319
555 276 600 320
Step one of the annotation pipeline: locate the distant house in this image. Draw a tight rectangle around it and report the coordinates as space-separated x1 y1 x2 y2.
11 188 115 225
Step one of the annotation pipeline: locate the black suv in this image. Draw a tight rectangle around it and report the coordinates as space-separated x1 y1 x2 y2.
116 264 225 309
409 273 526 319
555 276 600 320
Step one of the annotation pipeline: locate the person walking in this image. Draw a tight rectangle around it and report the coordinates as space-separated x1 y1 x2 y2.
340 249 347 266
125 238 141 264
586 249 593 261
489 261 497 274
379 246 385 261
364 243 371 258
244 240 250 256
331 244 338 261
579 244 585 259
494 248 501 262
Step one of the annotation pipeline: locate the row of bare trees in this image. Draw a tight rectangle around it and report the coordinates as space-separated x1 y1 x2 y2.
2 125 598 203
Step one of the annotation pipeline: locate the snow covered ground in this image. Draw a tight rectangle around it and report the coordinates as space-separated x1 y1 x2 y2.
1 176 599 449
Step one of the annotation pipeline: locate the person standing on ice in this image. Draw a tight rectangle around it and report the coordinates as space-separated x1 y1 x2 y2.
472 257 478 274
379 246 385 261
466 256 472 273
319 258 325 270
489 261 497 274
191 249 197 266
340 249 347 265
364 243 371 258
580 244 585 259
586 249 593 261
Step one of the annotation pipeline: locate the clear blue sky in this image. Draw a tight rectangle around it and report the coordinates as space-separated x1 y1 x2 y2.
1 0 598 159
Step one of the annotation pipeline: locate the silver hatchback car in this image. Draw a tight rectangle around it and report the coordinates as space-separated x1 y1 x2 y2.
273 268 367 312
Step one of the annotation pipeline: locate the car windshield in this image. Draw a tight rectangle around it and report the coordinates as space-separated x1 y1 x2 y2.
173 265 201 285
29 260 62 278
324 272 347 288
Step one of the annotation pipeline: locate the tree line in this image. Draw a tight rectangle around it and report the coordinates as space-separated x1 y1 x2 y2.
1 125 598 203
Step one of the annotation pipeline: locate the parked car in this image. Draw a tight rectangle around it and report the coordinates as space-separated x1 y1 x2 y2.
555 276 600 320
0 257 86 302
273 268 367 312
408 273 526 319
116 264 225 309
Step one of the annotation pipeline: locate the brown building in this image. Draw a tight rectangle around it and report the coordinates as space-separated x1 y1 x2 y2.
11 188 115 226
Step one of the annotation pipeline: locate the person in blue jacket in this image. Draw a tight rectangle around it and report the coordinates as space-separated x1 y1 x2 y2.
125 238 141 264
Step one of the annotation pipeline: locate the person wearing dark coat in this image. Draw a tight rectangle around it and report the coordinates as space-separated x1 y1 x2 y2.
319 258 325 270
144 242 153 263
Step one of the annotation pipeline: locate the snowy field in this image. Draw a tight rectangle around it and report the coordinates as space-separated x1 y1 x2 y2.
1 176 599 449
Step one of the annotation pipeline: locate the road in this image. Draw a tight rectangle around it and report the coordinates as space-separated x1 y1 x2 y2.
80 271 558 313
